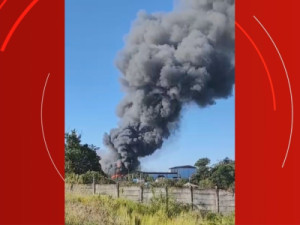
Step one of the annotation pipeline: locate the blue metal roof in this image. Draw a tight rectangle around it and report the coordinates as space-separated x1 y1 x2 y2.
169 165 196 169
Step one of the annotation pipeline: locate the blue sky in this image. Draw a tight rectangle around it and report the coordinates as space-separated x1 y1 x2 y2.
65 0 235 172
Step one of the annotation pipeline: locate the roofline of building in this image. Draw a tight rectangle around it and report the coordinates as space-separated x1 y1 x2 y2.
169 165 196 169
141 172 178 175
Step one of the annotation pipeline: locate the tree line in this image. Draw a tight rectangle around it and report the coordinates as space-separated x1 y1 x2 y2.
65 130 105 175
191 157 235 190
65 130 235 190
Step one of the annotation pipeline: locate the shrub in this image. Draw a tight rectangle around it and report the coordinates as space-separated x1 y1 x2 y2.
199 179 215 189
65 171 114 185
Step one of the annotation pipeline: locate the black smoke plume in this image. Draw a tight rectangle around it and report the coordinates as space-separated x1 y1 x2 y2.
102 0 235 173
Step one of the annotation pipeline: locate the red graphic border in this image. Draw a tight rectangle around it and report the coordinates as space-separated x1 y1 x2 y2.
0 0 299 224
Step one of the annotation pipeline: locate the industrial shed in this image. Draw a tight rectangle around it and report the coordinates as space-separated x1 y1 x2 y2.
169 165 196 179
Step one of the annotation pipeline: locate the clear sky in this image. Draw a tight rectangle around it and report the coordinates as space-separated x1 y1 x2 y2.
65 0 235 172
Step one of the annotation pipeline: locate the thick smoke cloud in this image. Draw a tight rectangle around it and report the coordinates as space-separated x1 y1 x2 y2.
103 0 235 173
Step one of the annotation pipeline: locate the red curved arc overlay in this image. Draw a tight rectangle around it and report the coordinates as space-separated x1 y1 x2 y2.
235 21 277 111
0 0 7 10
0 0 39 52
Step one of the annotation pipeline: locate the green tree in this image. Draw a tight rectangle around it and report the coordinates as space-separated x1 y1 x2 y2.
192 157 235 190
65 130 104 175
210 158 235 189
192 157 211 183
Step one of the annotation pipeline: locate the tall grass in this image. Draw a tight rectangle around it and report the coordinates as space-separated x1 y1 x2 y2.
65 192 234 225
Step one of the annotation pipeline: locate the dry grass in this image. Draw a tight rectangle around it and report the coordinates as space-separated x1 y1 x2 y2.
65 192 234 225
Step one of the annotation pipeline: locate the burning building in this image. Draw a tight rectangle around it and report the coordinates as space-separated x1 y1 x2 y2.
110 154 126 179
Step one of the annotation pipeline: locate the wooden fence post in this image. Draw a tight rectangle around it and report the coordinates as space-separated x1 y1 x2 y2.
116 182 120 198
190 186 194 210
140 186 144 203
165 186 169 213
215 186 219 213
92 175 96 195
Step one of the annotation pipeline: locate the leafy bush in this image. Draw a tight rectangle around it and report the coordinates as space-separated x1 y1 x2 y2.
199 178 215 189
193 157 235 190
149 190 191 217
150 179 175 187
65 171 114 185
173 179 189 187
65 173 82 184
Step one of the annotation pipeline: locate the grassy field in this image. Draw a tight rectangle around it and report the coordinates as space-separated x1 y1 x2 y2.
65 192 234 225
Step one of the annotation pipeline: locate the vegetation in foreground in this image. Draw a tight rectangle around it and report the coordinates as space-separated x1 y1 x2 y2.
65 192 234 225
